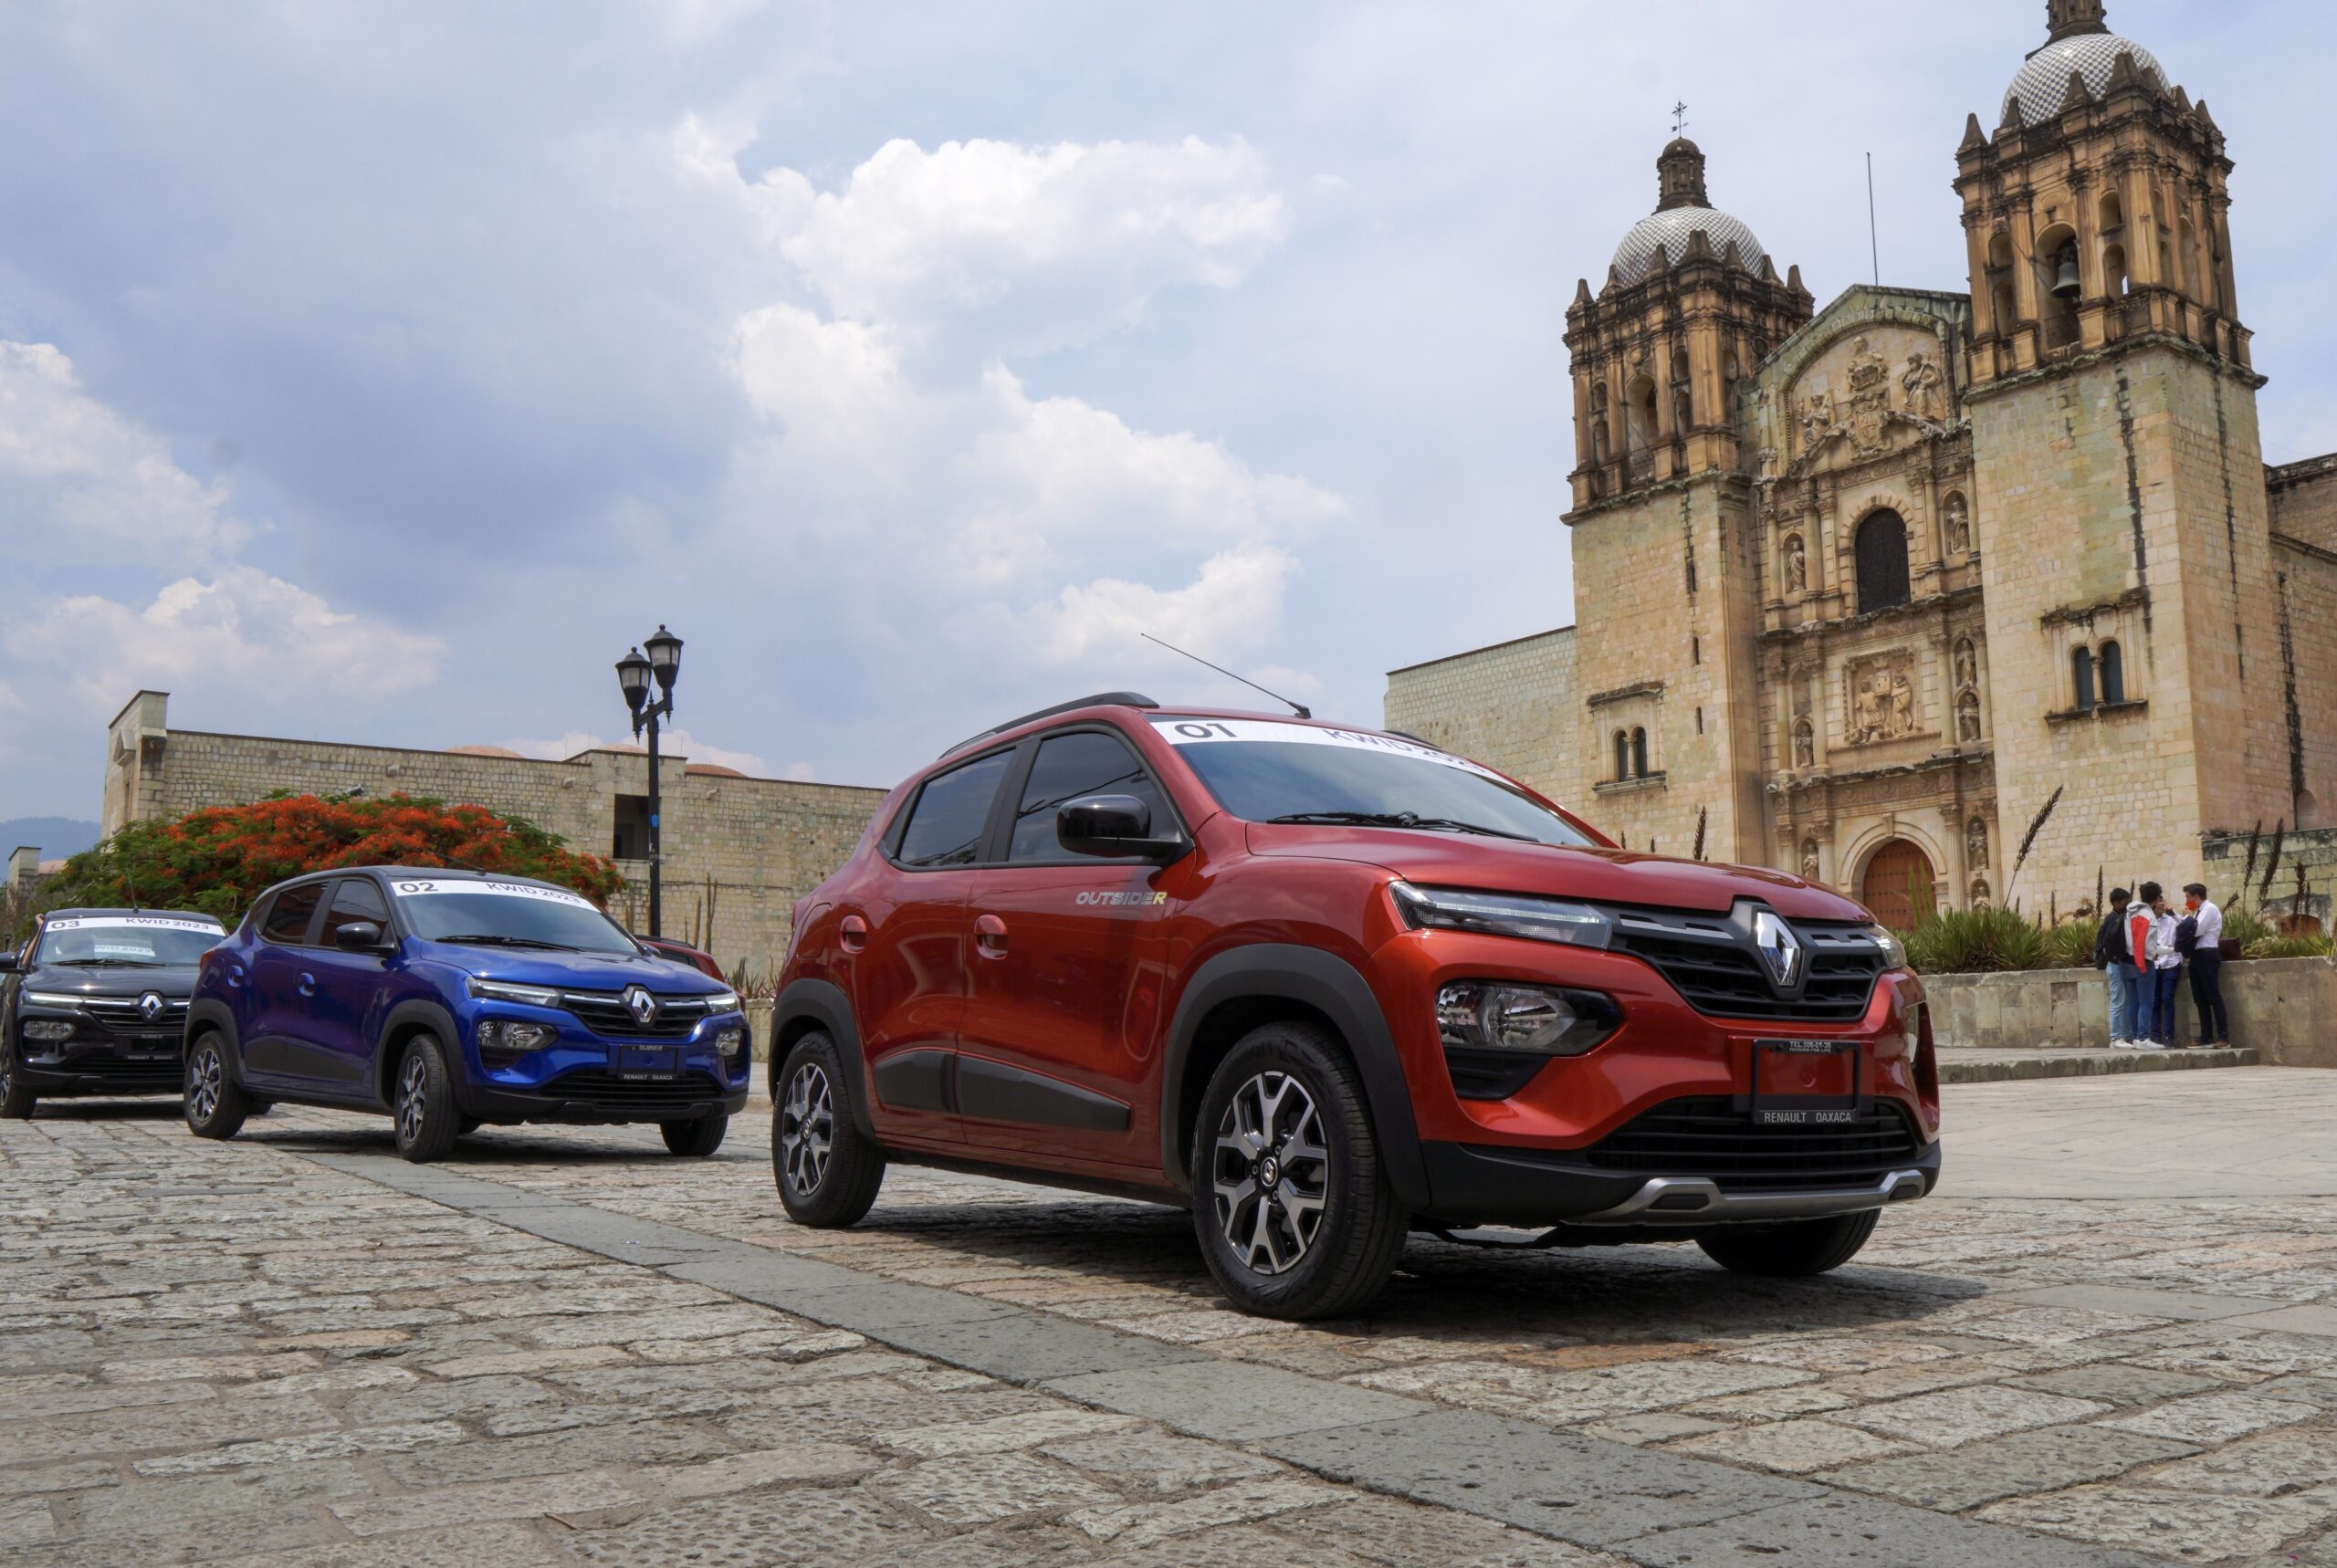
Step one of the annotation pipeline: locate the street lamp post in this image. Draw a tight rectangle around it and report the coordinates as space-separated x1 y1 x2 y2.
614 625 684 937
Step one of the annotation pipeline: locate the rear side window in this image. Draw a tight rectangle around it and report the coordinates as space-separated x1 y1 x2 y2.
260 884 325 945
1009 732 1168 862
896 750 1013 868
319 878 392 945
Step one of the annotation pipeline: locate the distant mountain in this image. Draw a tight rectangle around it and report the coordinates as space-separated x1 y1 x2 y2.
0 818 101 859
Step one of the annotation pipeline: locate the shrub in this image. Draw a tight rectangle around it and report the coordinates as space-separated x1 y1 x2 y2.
16 792 623 939
1901 906 2048 975
2039 917 2100 970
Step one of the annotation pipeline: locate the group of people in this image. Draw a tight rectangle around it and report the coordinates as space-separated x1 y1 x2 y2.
2091 882 2232 1050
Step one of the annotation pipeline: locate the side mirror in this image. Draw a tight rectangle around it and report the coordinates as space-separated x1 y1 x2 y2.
0 954 17 973
1057 795 1187 862
334 921 385 951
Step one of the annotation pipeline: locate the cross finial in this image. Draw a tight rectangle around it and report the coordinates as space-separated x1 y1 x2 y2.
1671 100 1690 138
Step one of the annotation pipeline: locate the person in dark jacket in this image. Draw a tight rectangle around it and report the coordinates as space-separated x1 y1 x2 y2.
2095 888 2135 1046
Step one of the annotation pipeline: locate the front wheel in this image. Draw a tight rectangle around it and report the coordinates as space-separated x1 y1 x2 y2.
0 1047 36 1119
183 1036 249 1140
392 1036 460 1164
662 1113 728 1157
1697 1210 1881 1277
1191 1021 1409 1321
772 1032 884 1227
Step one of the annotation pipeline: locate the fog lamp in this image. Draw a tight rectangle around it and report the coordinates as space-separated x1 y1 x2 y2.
716 1027 747 1065
477 1019 555 1065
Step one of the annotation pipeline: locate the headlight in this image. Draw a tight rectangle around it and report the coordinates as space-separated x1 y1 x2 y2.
1865 925 1909 970
467 977 563 1008
702 990 741 1014
23 1019 75 1042
24 990 86 1009
1436 982 1620 1057
1391 883 1613 948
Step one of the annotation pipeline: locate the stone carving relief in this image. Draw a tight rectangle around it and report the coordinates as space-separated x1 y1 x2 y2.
1845 337 1893 454
1801 839 1821 881
1792 717 1815 769
1801 391 1838 454
1970 877 1992 910
1901 352 1945 422
1845 653 1918 746
1784 533 1808 594
1944 492 1971 554
1965 815 1990 871
1954 637 1977 692
1956 689 1983 743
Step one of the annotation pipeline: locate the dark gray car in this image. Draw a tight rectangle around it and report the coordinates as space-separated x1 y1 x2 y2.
1 908 226 1115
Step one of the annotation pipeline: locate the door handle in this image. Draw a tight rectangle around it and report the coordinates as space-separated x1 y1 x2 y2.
298 972 317 998
974 915 1009 959
839 915 869 955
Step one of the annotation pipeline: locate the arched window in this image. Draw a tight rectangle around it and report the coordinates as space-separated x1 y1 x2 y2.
2038 225 2080 348
2073 646 2097 712
1614 730 1631 781
2098 640 2124 706
2102 244 2128 299
1854 511 1912 614
2178 217 2199 298
1626 376 1658 455
1588 386 1611 463
1630 727 1650 779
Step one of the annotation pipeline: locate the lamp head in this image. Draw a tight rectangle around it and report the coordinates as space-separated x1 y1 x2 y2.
644 624 683 693
615 647 652 713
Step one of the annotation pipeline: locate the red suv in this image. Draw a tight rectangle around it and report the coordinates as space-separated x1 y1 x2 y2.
770 694 1940 1319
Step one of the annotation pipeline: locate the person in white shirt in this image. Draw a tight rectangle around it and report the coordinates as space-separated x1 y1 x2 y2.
2183 883 2229 1047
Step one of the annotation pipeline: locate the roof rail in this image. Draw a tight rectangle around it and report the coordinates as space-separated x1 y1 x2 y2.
939 692 1159 758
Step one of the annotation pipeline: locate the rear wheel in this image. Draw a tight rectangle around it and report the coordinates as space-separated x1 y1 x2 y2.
662 1113 728 1157
1697 1210 1881 1277
392 1036 460 1164
183 1035 249 1140
772 1032 884 1227
1191 1021 1408 1321
0 1047 36 1119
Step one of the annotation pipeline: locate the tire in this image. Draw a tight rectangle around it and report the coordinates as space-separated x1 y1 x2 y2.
1190 1020 1409 1322
456 1117 482 1137
772 1032 884 1227
183 1034 249 1141
391 1035 461 1165
0 1046 36 1119
663 1113 728 1157
1697 1209 1881 1277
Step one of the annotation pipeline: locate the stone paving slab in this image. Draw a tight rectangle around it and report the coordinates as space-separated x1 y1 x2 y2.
1938 1047 2258 1083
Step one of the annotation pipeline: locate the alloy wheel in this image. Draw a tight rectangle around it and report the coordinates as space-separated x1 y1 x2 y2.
396 1052 430 1145
187 1044 222 1124
1210 1069 1331 1275
779 1063 834 1197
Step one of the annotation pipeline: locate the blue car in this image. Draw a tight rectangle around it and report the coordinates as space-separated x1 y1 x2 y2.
183 866 749 1162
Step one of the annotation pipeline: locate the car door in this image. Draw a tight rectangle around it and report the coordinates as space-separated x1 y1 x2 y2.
845 745 1017 1149
289 876 398 1093
243 883 327 1080
955 727 1182 1168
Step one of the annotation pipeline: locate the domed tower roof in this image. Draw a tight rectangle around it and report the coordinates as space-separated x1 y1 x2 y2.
2002 1 2169 127
1609 138 1768 287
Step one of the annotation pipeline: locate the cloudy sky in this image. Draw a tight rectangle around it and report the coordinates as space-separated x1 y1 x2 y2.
1 0 2329 819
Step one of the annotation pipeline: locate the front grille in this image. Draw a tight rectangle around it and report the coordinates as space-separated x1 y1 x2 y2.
77 996 191 1029
537 1069 727 1112
1607 911 1885 1022
561 992 715 1040
1581 1095 1921 1191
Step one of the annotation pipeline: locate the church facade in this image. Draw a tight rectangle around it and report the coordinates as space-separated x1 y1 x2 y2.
1387 0 2337 929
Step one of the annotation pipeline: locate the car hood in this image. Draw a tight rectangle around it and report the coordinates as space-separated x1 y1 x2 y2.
21 962 206 998
413 942 730 995
1244 823 1871 922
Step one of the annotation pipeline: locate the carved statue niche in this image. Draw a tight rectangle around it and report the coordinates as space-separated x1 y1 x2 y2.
1792 717 1816 769
1965 815 1990 872
1953 636 1977 694
1969 877 1992 911
1944 493 1971 555
1901 351 1945 423
1801 391 1837 453
1801 839 1821 882
1956 687 1983 743
1845 653 1919 746
1784 532 1808 594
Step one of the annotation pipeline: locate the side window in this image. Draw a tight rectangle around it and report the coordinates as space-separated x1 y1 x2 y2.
1009 731 1169 862
260 883 326 945
319 878 392 946
896 750 1014 869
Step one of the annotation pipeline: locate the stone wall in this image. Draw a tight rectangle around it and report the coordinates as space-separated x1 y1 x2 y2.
1923 956 2337 1067
100 692 887 979
2271 455 2337 556
1384 629 1581 811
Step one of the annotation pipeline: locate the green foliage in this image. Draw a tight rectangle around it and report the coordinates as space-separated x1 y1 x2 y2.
13 793 623 942
1900 905 2048 975
2222 906 2333 960
2039 917 2100 970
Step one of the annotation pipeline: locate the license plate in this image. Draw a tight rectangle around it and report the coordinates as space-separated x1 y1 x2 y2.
617 1071 677 1082
1754 1106 1860 1126
1745 1038 1866 1123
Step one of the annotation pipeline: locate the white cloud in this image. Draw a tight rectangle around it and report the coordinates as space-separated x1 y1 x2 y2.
0 341 248 566
1017 541 1298 664
500 727 774 779
728 135 1286 355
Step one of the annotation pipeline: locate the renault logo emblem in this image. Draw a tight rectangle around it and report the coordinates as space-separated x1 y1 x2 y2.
624 985 659 1028
1753 911 1802 988
139 991 165 1024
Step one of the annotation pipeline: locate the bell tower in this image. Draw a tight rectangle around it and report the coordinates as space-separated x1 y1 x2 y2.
1958 1 2285 907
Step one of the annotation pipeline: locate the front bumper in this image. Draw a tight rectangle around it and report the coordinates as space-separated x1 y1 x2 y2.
1419 1134 1942 1228
460 1073 749 1125
12 1040 183 1098
452 1004 755 1125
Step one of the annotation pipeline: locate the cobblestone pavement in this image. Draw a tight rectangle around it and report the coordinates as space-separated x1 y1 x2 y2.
5 1068 2336 1564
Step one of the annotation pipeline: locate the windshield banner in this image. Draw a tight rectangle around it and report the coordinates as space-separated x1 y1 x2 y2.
389 879 598 911
1148 717 1506 782
42 915 224 935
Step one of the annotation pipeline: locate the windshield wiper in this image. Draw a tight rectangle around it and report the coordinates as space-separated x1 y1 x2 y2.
1266 811 1536 842
434 935 582 952
47 958 165 967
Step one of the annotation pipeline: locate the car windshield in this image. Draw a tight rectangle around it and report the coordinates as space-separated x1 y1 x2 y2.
1150 717 1595 848
388 877 636 955
35 917 224 967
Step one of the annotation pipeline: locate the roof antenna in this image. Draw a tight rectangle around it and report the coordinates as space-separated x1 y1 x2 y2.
1142 632 1311 719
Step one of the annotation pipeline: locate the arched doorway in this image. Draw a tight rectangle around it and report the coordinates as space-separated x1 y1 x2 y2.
1860 839 1936 932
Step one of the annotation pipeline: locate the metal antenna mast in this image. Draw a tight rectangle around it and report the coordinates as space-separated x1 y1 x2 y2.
1141 633 1311 719
1867 152 1881 285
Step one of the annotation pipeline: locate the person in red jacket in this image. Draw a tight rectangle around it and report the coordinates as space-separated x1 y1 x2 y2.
2126 883 2173 1049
